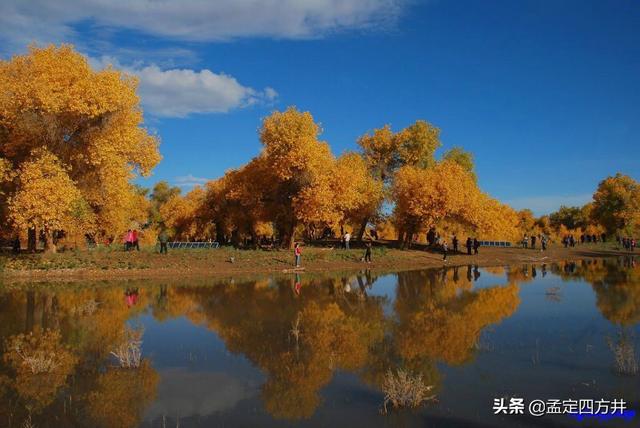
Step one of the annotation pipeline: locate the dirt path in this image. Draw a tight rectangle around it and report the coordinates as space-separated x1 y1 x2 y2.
0 244 634 284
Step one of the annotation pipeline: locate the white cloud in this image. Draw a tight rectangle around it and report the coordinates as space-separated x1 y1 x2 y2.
136 65 277 117
91 56 277 117
0 0 405 50
505 194 593 217
174 174 210 187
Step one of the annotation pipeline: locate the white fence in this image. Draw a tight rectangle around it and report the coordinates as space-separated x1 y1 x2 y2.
167 241 220 249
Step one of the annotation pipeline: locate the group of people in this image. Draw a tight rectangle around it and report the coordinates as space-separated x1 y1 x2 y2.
522 233 548 250
442 235 480 261
123 229 140 251
620 236 637 251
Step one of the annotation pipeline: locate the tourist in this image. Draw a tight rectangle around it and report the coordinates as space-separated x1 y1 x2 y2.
427 227 436 246
442 240 448 262
452 235 459 253
473 265 481 281
523 233 529 249
132 229 140 251
601 233 606 243
158 229 169 254
580 234 585 244
364 241 372 263
344 231 351 250
125 229 133 251
466 237 472 255
473 238 480 255
294 242 302 267
531 235 537 250
632 238 636 252
541 235 547 251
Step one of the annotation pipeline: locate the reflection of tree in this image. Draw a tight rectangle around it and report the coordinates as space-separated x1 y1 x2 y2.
553 259 640 326
86 360 159 428
0 268 525 424
175 277 385 420
360 269 520 398
0 285 158 427
590 262 640 326
3 329 77 411
395 283 520 365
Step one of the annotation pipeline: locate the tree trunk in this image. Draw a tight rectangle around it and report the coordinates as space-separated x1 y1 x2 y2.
357 217 369 241
401 226 414 250
215 223 225 244
25 291 35 332
286 219 297 249
43 227 57 253
28 227 37 252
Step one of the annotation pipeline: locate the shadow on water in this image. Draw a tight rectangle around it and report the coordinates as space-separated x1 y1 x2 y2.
0 257 638 427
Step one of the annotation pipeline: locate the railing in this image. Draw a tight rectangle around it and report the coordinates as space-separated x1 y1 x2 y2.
478 241 512 247
167 241 220 249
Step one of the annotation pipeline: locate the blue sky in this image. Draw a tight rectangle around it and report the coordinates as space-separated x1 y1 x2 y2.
1 0 638 215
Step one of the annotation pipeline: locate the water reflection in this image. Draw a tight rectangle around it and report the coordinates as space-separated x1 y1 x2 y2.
0 258 638 427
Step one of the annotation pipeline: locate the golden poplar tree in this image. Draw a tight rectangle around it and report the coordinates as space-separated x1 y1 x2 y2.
0 44 160 243
8 149 85 252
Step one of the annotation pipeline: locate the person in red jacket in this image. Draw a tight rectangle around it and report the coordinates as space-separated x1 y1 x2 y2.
132 229 140 251
294 242 302 267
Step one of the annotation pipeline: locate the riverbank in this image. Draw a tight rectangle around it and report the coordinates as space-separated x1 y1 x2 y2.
0 242 634 284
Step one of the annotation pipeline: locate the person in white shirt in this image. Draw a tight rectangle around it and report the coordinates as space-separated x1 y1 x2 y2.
344 232 351 250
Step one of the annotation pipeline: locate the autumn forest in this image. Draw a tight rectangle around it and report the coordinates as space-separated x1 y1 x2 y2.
1 45 639 253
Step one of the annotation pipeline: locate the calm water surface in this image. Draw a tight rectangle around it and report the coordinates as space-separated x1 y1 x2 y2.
0 258 639 427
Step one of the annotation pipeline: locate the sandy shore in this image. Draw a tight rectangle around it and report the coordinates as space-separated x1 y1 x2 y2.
0 243 634 284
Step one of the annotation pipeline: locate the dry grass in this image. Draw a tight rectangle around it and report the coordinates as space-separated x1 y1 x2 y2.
5 330 66 374
381 369 435 414
70 299 99 316
22 414 35 428
110 327 144 368
608 337 639 376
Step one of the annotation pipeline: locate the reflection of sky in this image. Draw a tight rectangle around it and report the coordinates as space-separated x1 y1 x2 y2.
144 368 256 421
131 315 263 423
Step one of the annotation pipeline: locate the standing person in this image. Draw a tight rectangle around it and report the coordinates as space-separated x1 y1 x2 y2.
466 237 473 255
632 238 636 252
158 229 169 254
452 235 459 253
294 242 302 268
132 229 140 251
364 241 372 263
442 240 448 262
541 235 547 251
344 231 351 250
473 238 480 255
523 233 529 249
531 235 537 250
125 229 133 251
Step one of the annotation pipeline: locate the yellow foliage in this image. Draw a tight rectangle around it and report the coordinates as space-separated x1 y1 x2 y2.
8 149 88 250
592 173 640 234
0 44 160 239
